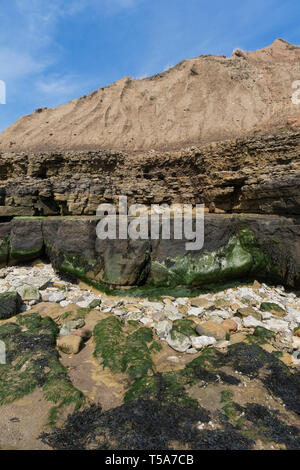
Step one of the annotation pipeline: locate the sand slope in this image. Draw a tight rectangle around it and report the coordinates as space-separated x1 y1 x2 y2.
1 39 300 152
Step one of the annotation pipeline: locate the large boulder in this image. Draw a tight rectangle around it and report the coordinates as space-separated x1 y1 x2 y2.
57 335 83 355
16 285 40 301
195 321 227 341
0 292 22 320
148 215 300 289
43 216 99 279
10 217 44 263
43 217 151 286
0 213 299 290
95 238 151 286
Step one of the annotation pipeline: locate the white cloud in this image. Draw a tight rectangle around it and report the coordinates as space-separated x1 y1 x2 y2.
36 74 83 97
0 0 142 128
16 0 140 23
0 48 50 81
4 0 142 79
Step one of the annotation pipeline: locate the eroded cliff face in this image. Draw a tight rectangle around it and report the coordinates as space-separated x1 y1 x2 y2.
0 39 300 153
0 130 299 217
0 40 299 289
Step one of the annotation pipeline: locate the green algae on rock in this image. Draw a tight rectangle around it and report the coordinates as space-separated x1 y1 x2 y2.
0 314 85 423
260 302 286 316
148 225 288 289
93 316 161 380
171 318 198 337
247 326 276 345
0 215 299 290
148 234 253 288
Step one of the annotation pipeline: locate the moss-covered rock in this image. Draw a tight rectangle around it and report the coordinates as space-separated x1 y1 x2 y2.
171 318 198 337
0 291 22 320
93 317 160 379
149 235 253 288
237 307 263 321
248 326 276 345
0 314 85 423
1 214 299 290
10 218 44 263
260 302 286 317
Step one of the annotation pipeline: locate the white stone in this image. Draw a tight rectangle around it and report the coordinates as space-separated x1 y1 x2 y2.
165 311 184 321
167 356 180 363
236 287 261 301
76 295 97 308
206 315 224 324
16 285 40 301
232 316 242 330
26 276 51 290
139 317 154 326
166 331 191 352
285 308 300 323
126 312 142 321
48 292 66 303
41 291 53 302
263 318 289 333
207 309 231 319
215 340 230 349
260 312 273 320
191 335 216 349
187 348 198 354
292 336 300 350
60 300 72 308
164 304 179 315
112 308 125 316
154 320 172 339
242 316 264 328
176 298 189 306
187 307 204 317
142 301 164 311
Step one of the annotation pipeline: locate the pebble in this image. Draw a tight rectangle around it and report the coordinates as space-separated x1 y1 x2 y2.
187 348 198 354
191 335 216 349
154 320 172 339
60 300 72 308
48 292 66 303
166 330 192 352
221 318 238 332
1 264 300 359
187 307 204 317
264 318 289 332
57 335 83 355
242 316 264 328
195 321 227 340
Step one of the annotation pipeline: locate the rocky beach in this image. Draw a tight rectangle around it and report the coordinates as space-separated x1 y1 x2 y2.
0 260 299 449
0 37 299 451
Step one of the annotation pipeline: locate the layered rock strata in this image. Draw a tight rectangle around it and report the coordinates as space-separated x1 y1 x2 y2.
0 130 299 218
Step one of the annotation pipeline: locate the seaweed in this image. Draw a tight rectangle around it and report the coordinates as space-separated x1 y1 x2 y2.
0 314 85 422
93 317 159 379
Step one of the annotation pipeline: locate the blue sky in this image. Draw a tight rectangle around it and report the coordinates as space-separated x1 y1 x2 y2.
0 0 299 131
